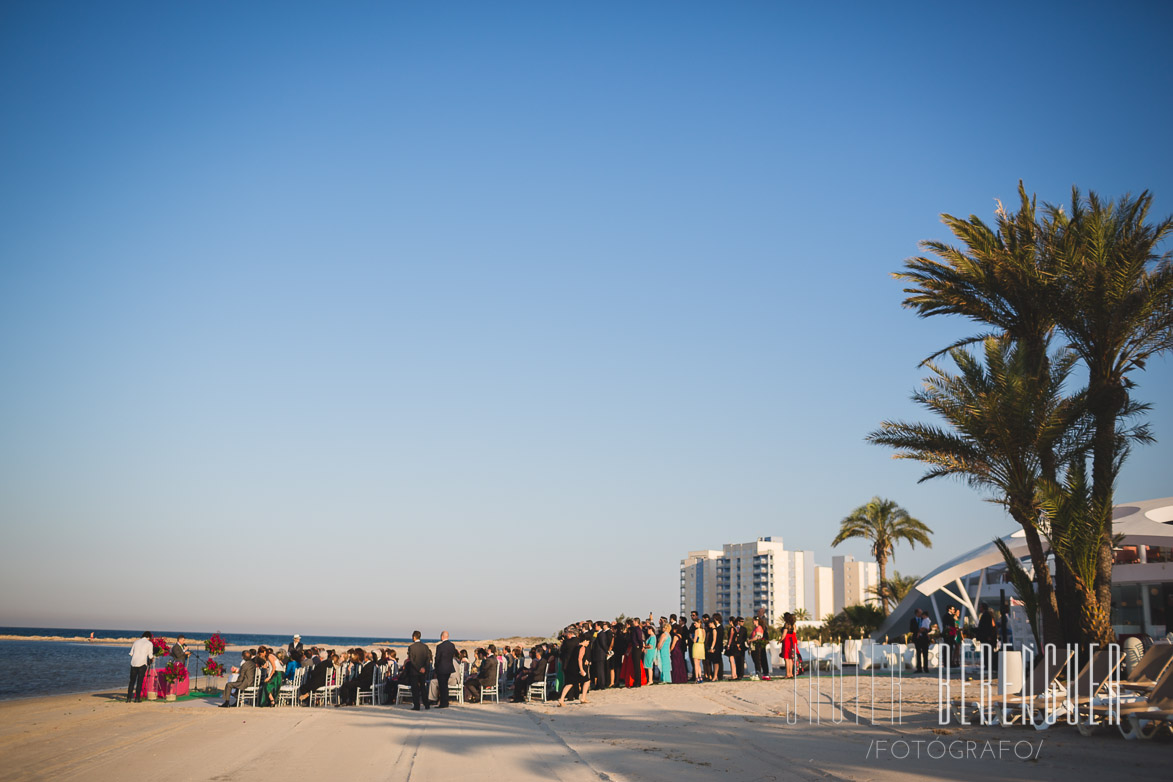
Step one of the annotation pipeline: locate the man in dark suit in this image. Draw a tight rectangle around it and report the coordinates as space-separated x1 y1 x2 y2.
511 646 549 702
629 620 644 687
407 630 432 711
591 620 610 691
464 648 498 702
434 631 459 708
220 649 257 707
975 603 998 676
338 650 376 706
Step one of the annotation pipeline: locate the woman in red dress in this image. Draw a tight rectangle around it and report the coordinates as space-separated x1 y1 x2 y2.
781 613 798 679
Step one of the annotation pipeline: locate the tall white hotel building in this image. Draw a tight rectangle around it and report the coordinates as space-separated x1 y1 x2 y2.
679 537 820 621
680 538 877 621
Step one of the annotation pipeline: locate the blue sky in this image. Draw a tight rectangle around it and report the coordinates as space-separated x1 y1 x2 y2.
2 1 1171 638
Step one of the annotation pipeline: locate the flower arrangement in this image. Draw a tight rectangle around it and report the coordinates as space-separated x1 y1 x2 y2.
151 637 170 657
202 659 226 677
204 632 226 656
163 659 187 684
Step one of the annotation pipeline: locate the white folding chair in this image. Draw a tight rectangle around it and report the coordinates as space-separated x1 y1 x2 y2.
447 662 468 705
309 667 339 707
396 682 415 705
480 671 500 704
527 669 550 703
277 667 306 707
357 664 385 706
235 669 262 707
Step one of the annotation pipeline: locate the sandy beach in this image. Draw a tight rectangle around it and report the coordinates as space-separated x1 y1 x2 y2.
1 672 1168 782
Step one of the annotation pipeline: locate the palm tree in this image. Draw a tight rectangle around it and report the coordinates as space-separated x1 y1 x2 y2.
793 608 811 621
867 571 920 614
868 336 1083 647
1043 189 1173 644
832 498 932 615
892 184 1085 646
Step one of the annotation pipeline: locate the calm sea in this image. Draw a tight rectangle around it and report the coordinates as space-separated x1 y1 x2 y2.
0 627 423 701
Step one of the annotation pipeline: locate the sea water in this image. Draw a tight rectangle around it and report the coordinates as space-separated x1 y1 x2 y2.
0 627 426 700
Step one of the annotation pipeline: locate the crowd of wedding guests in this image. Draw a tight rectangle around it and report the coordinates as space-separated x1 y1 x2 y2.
549 610 803 705
217 611 804 708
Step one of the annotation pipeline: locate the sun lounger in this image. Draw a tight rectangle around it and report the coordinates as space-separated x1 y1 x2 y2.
1085 655 1173 739
1034 649 1122 729
1118 641 1173 695
950 648 1073 726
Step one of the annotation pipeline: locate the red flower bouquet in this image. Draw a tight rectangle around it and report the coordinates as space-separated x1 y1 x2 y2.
151 637 170 657
202 659 226 677
204 633 227 656
163 659 187 684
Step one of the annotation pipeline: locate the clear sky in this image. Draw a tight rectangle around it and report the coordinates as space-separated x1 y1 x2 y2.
2 1 1171 639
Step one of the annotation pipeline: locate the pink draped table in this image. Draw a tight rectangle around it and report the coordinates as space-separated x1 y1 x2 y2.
142 668 190 698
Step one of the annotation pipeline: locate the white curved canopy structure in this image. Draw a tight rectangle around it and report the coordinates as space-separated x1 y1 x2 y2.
876 496 1173 641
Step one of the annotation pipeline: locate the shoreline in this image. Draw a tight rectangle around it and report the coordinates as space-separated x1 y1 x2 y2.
0 634 548 648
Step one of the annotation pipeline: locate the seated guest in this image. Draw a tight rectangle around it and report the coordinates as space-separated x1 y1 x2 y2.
286 650 303 681
298 651 339 704
465 648 498 703
511 647 549 702
337 650 375 706
220 650 257 707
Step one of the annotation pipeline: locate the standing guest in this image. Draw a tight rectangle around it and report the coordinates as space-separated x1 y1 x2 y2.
670 622 688 683
727 617 748 680
686 611 699 668
712 614 726 681
723 619 737 679
642 622 657 683
749 616 770 680
128 632 154 703
434 631 459 709
407 630 432 711
913 610 931 672
287 634 304 659
656 620 672 683
691 617 707 681
975 602 997 676
612 622 630 687
591 620 611 691
705 615 721 681
220 650 258 707
942 606 961 673
629 620 646 687
261 649 287 706
253 647 274 706
780 613 798 679
557 629 590 706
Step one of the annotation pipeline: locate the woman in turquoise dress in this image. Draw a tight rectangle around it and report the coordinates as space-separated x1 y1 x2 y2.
656 622 672 683
642 622 657 683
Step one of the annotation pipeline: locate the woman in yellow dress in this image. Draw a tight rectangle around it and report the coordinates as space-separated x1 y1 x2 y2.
691 620 706 682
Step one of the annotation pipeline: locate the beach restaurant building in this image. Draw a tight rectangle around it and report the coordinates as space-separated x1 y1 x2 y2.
875 495 1173 646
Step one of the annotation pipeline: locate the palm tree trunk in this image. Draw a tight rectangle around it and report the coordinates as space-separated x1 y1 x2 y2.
1087 376 1123 646
1010 508 1063 649
876 553 888 616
